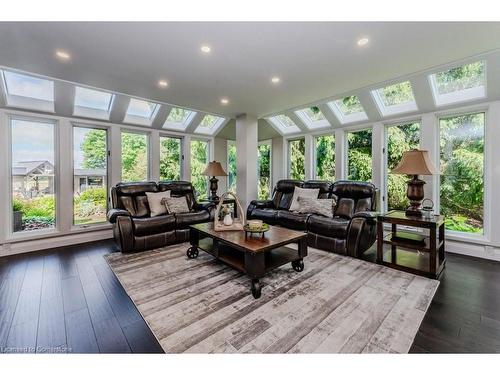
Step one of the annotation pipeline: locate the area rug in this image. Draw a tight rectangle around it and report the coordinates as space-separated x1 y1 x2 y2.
105 243 439 353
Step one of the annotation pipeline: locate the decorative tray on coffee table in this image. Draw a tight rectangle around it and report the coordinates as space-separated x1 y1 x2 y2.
244 223 270 238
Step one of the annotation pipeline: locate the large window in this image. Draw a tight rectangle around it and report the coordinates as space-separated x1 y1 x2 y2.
73 127 108 225
190 139 209 200
346 129 372 182
372 81 417 117
74 87 114 120
194 115 225 135
11 118 56 233
439 113 484 234
121 132 149 182
1 70 55 112
227 141 237 192
124 98 159 126
160 136 182 180
315 135 335 181
386 122 420 211
258 142 272 199
288 138 305 180
328 95 368 124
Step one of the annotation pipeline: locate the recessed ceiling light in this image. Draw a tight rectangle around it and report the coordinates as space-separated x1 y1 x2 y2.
271 77 281 84
200 45 211 53
220 98 229 105
55 50 71 61
357 37 370 46
158 80 168 88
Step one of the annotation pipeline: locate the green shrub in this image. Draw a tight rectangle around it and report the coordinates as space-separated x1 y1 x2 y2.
13 199 24 212
74 187 107 219
22 196 55 219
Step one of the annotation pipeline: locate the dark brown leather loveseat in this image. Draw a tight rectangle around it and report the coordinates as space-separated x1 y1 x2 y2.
107 181 214 252
247 180 378 258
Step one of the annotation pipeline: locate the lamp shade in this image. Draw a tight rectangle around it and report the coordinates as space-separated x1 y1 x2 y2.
202 161 228 176
391 149 437 175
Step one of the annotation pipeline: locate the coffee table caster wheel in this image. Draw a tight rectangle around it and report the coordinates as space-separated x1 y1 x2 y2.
292 259 304 272
251 279 261 299
186 247 199 259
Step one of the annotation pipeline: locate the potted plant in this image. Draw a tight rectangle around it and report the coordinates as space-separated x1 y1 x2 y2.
12 200 23 232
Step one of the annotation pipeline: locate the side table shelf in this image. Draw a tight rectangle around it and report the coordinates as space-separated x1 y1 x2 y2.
377 210 446 279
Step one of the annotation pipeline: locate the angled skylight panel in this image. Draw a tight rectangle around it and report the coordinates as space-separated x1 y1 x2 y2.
371 81 417 117
123 98 160 126
163 107 197 131
194 114 226 135
294 106 330 129
328 95 368 124
429 61 486 106
267 114 300 134
74 86 115 119
1 70 54 112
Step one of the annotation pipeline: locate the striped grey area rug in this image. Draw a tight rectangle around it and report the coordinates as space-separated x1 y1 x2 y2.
105 243 439 353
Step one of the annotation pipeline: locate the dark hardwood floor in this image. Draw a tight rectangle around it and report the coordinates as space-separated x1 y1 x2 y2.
0 239 499 353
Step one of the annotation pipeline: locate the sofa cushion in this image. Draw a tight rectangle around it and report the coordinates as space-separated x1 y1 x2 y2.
307 215 350 238
289 186 320 211
277 210 311 231
175 211 210 228
303 180 332 199
355 197 372 213
164 196 189 214
132 215 176 236
146 191 171 217
296 197 336 218
274 180 303 210
249 208 278 224
335 198 355 219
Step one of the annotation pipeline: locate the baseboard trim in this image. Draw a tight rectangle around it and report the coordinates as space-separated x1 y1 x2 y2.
446 240 500 262
0 229 114 257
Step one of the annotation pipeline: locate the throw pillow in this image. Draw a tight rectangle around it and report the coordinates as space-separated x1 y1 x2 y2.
145 191 171 217
289 186 320 212
296 197 336 217
163 196 190 214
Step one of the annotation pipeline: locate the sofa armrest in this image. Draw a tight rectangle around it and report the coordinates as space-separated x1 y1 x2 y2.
249 199 275 210
193 201 216 212
107 209 131 224
352 211 378 225
346 212 378 258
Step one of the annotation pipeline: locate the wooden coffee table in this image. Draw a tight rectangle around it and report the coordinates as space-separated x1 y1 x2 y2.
188 222 308 299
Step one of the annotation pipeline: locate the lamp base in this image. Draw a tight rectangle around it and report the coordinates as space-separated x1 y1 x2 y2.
405 175 425 217
209 176 219 202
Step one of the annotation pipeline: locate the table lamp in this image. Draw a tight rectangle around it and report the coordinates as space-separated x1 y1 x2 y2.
391 149 437 217
202 161 228 202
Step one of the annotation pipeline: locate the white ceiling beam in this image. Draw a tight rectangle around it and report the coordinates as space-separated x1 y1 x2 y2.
212 118 231 137
53 81 75 117
184 112 205 134
109 95 130 124
284 110 309 132
357 91 382 123
151 104 172 129
317 103 342 129
410 76 436 114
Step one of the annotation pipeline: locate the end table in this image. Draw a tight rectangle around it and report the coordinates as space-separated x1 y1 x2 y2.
376 210 446 279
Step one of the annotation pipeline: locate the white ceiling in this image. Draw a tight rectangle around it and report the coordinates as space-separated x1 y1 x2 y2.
1 22 500 119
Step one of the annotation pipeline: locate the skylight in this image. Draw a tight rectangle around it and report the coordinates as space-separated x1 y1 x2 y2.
429 61 486 106
1 70 54 112
328 95 368 124
371 81 417 116
73 86 115 120
163 107 197 131
123 98 160 126
295 106 330 129
194 114 225 135
267 114 301 134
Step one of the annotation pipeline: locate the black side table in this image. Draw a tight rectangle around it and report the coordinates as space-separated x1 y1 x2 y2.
377 210 446 279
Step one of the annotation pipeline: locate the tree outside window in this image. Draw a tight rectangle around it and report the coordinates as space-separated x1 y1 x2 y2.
190 140 209 200
315 135 335 181
258 143 271 199
347 129 372 182
160 136 181 180
289 138 305 180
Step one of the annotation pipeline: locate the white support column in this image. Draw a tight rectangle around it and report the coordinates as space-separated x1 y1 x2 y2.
485 101 500 245
150 129 160 181
335 129 345 180
371 122 385 211
272 137 284 187
304 134 314 180
214 137 228 194
0 111 9 243
182 135 192 182
236 114 258 211
420 113 439 208
109 126 122 188
58 118 73 232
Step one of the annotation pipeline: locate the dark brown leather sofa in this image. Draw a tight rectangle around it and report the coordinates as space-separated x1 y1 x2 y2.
107 181 214 252
247 180 378 258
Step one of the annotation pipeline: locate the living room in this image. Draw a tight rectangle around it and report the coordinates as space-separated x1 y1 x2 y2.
1 1 500 372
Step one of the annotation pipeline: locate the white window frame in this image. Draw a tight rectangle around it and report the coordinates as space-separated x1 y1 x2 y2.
120 129 152 182
287 137 306 180
158 133 184 181
190 137 212 199
343 126 374 181
258 139 273 199
294 108 330 130
371 81 418 117
123 98 160 126
328 97 368 124
313 133 336 181
194 115 226 135
73 86 115 120
163 107 197 131
226 140 237 191
71 123 111 229
7 114 60 239
267 115 301 135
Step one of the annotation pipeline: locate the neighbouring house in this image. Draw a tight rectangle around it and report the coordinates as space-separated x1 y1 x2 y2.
12 160 106 197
